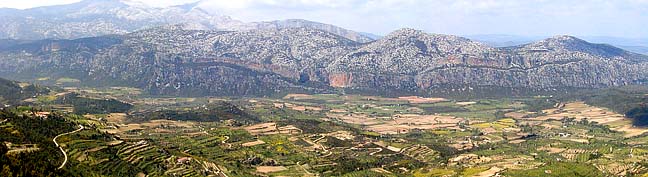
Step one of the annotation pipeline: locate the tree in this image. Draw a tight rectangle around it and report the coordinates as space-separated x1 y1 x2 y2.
0 143 7 155
1 165 12 177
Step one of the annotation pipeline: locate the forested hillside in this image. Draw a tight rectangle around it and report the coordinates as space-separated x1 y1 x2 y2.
0 77 48 105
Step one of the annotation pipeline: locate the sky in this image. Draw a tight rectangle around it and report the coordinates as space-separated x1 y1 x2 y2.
1 0 647 38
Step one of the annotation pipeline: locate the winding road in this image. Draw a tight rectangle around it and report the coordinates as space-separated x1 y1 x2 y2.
222 136 232 149
297 161 316 176
54 125 84 169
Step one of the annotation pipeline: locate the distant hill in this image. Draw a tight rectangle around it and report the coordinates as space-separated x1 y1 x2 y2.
0 0 374 43
618 46 648 55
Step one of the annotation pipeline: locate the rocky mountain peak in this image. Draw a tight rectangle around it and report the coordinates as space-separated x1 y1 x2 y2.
372 28 492 58
248 19 376 43
326 28 497 77
383 28 481 46
522 35 629 58
540 35 589 47
385 28 424 38
550 35 581 41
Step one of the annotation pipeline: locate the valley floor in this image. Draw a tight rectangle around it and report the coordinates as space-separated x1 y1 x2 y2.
3 87 648 176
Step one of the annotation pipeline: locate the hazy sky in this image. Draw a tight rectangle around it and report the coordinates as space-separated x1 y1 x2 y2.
1 0 647 38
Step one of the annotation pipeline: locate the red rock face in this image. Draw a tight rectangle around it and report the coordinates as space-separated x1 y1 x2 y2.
329 73 353 87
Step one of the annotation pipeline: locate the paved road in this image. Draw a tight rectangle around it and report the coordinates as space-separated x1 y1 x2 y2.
54 125 84 169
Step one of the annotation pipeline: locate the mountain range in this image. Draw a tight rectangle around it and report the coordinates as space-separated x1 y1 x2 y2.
0 0 647 97
0 26 646 97
0 0 375 43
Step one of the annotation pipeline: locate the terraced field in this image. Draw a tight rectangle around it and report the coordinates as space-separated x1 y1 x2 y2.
400 145 439 162
8 90 648 177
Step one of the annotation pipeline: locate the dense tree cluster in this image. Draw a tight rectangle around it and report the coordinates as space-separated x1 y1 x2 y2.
128 102 260 124
55 93 133 114
0 109 76 176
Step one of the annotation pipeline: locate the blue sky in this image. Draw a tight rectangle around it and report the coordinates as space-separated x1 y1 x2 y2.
2 0 647 38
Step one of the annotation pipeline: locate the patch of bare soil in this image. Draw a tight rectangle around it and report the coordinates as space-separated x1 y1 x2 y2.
327 113 464 134
523 102 647 137
283 94 315 100
243 122 302 135
242 140 266 147
256 166 287 173
397 96 447 104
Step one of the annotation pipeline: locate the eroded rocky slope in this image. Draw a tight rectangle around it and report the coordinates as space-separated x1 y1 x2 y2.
0 27 646 96
328 29 648 93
